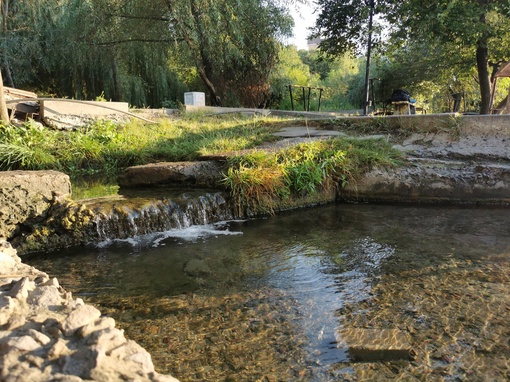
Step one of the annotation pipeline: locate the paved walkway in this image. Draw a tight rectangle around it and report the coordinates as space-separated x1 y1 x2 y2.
271 126 346 138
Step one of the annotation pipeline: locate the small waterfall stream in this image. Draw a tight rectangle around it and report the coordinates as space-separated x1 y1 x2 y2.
89 190 236 242
26 203 510 381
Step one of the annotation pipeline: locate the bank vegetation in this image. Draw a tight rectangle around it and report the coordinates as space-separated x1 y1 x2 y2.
0 113 402 208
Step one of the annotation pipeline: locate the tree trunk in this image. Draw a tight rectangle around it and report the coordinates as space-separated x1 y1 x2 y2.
111 60 121 101
0 70 9 123
476 43 491 114
3 62 14 88
475 4 491 115
188 0 222 106
179 26 222 106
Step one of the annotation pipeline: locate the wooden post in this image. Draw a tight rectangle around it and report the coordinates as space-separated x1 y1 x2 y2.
0 71 9 124
289 85 294 111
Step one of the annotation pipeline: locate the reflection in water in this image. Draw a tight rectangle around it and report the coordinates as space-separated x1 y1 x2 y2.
26 204 510 381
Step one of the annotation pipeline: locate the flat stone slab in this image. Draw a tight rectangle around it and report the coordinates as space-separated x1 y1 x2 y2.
118 161 225 188
40 100 129 119
338 328 412 361
272 126 346 138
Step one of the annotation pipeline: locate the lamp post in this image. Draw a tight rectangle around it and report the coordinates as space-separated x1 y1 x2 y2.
363 0 375 116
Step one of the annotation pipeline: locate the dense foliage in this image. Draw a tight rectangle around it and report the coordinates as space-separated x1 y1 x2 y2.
1 0 509 113
312 0 510 114
223 136 402 214
0 0 292 108
0 114 280 179
0 114 403 207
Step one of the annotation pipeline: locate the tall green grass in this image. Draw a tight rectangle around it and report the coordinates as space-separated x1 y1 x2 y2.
222 137 403 214
0 113 280 180
0 114 403 208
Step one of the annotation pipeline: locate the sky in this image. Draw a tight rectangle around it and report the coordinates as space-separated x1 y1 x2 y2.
289 2 318 50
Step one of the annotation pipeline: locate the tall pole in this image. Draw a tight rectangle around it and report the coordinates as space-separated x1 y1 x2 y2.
0 70 9 124
363 0 374 116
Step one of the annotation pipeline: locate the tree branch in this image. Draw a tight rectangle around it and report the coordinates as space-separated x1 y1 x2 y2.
92 38 179 46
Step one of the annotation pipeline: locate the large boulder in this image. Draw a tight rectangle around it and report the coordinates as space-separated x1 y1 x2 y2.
0 171 71 240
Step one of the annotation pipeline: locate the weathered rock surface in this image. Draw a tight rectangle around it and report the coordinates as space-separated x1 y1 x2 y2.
341 116 510 204
342 159 510 204
0 240 179 382
118 161 225 188
0 171 71 240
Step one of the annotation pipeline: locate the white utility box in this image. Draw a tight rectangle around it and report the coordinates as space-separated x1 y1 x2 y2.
184 92 206 106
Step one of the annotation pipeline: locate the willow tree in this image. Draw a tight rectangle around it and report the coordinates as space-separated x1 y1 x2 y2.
1 0 184 106
1 0 44 88
96 0 293 107
312 0 510 114
166 0 293 106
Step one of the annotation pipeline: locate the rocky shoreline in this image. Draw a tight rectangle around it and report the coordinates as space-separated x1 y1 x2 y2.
0 240 179 382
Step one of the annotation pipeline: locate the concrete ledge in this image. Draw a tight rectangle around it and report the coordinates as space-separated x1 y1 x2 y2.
342 161 510 205
185 105 271 115
381 113 510 136
40 100 129 119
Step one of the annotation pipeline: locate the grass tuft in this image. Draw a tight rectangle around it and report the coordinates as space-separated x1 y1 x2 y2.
222 137 403 214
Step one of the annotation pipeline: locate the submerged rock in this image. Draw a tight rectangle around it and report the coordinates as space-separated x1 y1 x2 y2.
338 328 413 361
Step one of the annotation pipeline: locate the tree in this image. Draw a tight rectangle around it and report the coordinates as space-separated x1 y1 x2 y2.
166 0 293 106
388 0 510 114
298 50 332 81
312 0 510 113
1 0 292 108
312 0 383 57
269 45 320 109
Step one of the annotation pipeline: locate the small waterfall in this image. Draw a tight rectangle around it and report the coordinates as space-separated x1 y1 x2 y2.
92 191 236 241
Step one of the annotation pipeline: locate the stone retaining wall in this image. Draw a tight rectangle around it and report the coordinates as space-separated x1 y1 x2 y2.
342 159 510 205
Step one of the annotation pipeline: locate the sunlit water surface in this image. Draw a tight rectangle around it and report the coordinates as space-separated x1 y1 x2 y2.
26 204 510 381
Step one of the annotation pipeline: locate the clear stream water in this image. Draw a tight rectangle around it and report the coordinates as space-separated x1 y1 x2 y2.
26 203 510 381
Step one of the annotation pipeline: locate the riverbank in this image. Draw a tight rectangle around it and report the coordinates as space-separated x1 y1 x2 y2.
0 112 509 381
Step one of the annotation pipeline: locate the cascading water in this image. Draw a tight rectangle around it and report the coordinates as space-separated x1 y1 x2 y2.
91 191 236 242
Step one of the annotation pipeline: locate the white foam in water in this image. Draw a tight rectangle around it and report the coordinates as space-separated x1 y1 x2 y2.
96 220 244 249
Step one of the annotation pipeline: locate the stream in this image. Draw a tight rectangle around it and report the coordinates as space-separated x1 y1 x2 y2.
26 203 510 381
